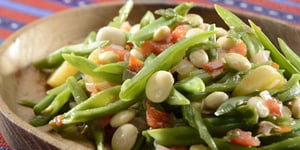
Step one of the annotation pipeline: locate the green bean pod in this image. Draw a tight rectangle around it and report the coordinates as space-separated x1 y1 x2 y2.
34 40 108 69
142 126 204 146
93 61 128 74
64 86 121 116
62 54 123 84
166 88 190 105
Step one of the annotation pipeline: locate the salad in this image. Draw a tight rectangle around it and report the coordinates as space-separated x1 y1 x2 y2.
20 0 300 150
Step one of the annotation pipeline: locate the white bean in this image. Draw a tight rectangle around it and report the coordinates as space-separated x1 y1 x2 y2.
184 13 203 27
292 97 300 118
189 49 209 68
247 96 269 118
111 123 138 150
215 27 228 38
153 26 171 41
130 48 144 60
96 26 127 46
216 36 235 50
110 109 136 128
224 53 251 71
185 28 205 38
98 51 119 64
203 91 228 110
146 71 174 103
173 58 197 77
282 106 292 117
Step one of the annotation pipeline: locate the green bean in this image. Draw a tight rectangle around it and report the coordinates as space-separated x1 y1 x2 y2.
93 61 128 74
259 129 300 146
182 104 218 150
120 31 216 101
166 88 190 105
215 96 251 116
55 96 140 126
203 117 251 137
258 136 300 150
142 126 204 146
89 124 106 150
205 72 241 93
264 116 294 126
30 115 53 127
175 76 205 93
108 0 133 28
47 83 68 95
34 40 108 69
188 69 213 84
140 11 155 28
270 73 300 95
173 2 193 16
41 88 72 116
275 81 300 102
132 133 145 150
62 54 123 84
66 77 88 104
278 38 300 72
33 94 56 115
249 20 299 77
64 86 121 116
236 105 259 126
18 100 37 108
208 24 218 60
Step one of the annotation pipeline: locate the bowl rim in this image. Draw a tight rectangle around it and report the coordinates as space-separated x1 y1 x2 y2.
0 1 299 149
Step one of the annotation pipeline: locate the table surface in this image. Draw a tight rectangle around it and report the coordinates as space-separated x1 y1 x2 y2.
0 0 300 149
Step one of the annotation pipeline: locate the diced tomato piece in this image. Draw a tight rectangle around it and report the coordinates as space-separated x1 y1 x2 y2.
146 101 170 129
228 129 260 147
129 54 144 73
202 59 224 72
141 41 172 56
171 25 188 43
228 41 247 56
265 97 283 117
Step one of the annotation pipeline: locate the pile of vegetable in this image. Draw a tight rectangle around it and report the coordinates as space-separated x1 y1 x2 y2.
20 0 300 149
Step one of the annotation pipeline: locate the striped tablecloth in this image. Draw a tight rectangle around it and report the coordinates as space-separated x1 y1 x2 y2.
0 0 300 149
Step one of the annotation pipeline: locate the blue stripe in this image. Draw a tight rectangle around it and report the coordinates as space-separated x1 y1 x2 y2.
0 38 3 44
271 0 300 9
50 0 92 7
0 17 25 31
0 0 53 17
211 0 300 24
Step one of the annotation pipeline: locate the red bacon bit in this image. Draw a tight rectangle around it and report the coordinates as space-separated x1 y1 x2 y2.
146 101 170 129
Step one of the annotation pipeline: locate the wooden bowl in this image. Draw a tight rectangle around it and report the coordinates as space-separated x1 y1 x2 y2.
0 2 299 150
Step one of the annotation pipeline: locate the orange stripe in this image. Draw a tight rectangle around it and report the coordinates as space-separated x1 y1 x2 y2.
14 0 69 12
0 6 38 23
0 28 12 39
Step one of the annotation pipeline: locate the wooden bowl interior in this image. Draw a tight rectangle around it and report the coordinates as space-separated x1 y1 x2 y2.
0 2 299 150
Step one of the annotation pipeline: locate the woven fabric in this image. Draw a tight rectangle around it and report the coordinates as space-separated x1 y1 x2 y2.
0 0 300 149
